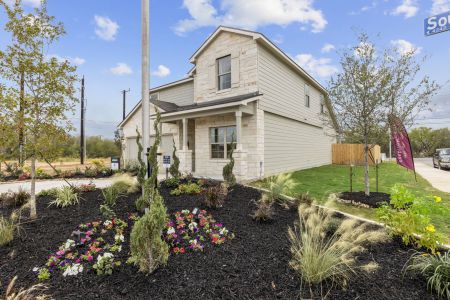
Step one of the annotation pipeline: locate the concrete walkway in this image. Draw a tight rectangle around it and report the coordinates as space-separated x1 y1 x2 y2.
415 161 450 193
0 178 114 194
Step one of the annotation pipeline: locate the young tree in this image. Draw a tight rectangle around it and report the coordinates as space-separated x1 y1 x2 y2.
169 139 180 179
0 1 78 218
328 33 439 196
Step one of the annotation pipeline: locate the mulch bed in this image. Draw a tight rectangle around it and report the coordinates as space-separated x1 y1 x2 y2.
339 191 391 208
0 184 435 299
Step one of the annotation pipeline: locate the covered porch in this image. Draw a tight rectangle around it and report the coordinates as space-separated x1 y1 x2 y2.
155 93 261 182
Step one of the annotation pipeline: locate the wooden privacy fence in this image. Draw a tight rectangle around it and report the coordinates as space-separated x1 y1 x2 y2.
332 144 381 166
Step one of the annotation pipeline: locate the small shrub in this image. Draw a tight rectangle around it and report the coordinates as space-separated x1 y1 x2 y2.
222 146 236 186
77 182 96 193
0 212 20 246
264 173 297 203
164 177 180 188
37 188 59 198
288 204 388 296
128 190 169 273
84 166 98 178
202 184 228 208
102 186 120 207
0 188 30 208
251 195 275 222
91 159 106 170
100 204 116 219
405 251 450 299
4 276 51 300
37 268 51 281
170 182 202 196
169 139 181 179
111 173 137 194
49 187 79 208
376 184 448 253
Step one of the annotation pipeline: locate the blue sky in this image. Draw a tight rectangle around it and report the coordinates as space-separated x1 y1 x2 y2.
0 0 449 138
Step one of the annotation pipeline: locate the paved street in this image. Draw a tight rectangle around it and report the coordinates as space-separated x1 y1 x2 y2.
0 178 114 194
414 159 450 193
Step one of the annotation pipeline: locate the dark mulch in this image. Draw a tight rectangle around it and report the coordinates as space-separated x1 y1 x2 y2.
0 184 435 300
339 191 391 208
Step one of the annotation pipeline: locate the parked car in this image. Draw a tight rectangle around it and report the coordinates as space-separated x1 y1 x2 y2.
433 148 450 169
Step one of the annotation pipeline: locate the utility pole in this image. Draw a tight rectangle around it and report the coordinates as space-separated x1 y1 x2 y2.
80 76 86 165
141 0 150 178
121 89 130 120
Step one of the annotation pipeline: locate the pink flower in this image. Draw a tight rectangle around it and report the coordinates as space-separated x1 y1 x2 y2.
87 255 93 262
56 250 65 256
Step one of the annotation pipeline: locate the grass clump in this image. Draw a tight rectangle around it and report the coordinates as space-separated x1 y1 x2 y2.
264 173 297 205
111 173 138 194
0 211 21 246
202 184 227 208
49 187 79 208
288 203 388 297
405 251 450 299
4 276 51 300
0 188 30 208
100 186 121 219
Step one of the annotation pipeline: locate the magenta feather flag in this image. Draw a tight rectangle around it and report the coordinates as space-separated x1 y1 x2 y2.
388 114 416 175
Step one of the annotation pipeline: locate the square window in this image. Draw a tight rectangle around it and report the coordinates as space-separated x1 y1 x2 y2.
210 126 237 159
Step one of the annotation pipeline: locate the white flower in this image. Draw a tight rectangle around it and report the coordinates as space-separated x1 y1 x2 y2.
181 209 190 214
188 222 198 231
62 264 83 277
64 239 75 250
32 267 39 272
219 228 228 235
189 239 198 245
114 234 125 243
167 227 175 235
103 220 112 226
97 252 114 263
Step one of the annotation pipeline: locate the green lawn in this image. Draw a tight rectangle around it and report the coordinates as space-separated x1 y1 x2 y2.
253 162 450 240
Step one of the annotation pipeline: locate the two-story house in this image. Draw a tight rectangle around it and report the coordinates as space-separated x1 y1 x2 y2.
118 26 338 182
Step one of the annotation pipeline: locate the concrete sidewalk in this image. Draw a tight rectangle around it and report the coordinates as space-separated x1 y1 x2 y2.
414 162 450 193
0 178 114 194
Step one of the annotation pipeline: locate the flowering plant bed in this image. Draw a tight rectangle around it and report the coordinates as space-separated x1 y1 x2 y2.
165 209 234 254
33 217 129 279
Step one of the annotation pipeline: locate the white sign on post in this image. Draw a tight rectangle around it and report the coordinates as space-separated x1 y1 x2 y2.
163 155 171 169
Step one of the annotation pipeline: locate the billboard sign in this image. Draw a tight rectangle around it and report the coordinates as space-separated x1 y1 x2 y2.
424 11 450 36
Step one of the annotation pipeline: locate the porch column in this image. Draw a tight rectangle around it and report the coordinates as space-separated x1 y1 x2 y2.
178 117 192 175
182 118 188 150
233 110 247 182
235 111 242 150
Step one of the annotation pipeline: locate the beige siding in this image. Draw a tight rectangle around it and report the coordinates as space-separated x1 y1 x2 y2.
193 31 258 103
156 81 194 106
264 112 334 176
258 44 326 128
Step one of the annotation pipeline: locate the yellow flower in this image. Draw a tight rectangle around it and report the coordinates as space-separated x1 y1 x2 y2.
434 196 442 203
425 225 436 233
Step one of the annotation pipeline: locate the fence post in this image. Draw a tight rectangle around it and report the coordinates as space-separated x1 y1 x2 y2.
376 160 379 193
350 164 353 193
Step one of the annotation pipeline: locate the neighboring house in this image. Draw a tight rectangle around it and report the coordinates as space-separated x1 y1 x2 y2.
118 26 338 182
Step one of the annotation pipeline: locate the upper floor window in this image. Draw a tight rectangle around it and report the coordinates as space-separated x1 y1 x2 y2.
304 84 310 108
217 55 231 90
320 94 325 113
210 126 236 159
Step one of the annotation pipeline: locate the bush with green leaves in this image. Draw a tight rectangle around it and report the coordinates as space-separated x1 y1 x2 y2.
0 211 21 246
164 176 180 188
264 173 297 204
49 187 79 208
405 251 450 299
0 187 30 208
93 252 121 275
170 182 202 196
202 184 227 208
37 187 59 198
288 203 388 297
128 190 169 273
376 184 448 253
222 145 236 186
169 138 181 179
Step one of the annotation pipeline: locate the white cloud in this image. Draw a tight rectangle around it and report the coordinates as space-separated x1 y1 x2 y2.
94 15 119 41
321 43 335 53
4 0 41 7
47 54 86 66
294 54 338 78
391 0 418 18
152 65 171 77
431 0 450 15
174 0 327 35
390 39 422 55
110 63 132 75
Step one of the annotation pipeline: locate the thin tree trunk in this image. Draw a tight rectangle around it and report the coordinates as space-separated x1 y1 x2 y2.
364 137 370 196
30 155 37 219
